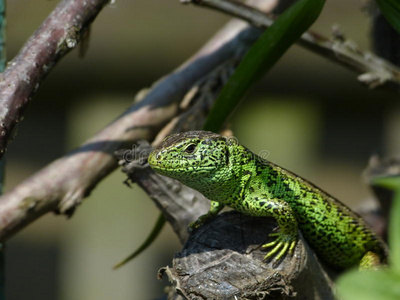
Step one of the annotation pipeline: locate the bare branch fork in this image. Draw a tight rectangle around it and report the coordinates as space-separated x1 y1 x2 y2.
185 0 400 90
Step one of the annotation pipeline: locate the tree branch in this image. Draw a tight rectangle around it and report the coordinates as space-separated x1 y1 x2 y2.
0 0 110 159
185 0 400 90
0 8 270 240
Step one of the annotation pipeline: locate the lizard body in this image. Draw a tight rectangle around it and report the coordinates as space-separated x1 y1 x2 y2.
148 131 387 269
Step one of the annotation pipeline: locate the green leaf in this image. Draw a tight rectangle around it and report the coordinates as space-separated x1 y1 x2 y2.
113 213 166 269
337 269 400 300
376 0 400 34
373 176 400 190
203 0 326 132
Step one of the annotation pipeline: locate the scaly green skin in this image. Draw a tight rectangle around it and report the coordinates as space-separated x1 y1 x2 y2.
148 131 387 269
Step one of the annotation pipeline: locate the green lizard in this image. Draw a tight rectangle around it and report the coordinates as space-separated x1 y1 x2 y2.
148 130 387 269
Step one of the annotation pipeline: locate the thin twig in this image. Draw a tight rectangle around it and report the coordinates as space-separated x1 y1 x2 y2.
186 0 400 90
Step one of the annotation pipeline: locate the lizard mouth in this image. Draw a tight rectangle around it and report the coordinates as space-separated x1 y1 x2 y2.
148 151 215 173
150 165 214 173
149 159 216 174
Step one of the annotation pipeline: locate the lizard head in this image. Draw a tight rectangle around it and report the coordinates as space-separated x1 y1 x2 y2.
148 131 239 199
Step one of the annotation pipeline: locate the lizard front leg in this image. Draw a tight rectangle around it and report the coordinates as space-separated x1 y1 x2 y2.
246 198 298 261
188 200 224 232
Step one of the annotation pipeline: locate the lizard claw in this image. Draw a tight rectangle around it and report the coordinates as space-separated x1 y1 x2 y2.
262 232 297 261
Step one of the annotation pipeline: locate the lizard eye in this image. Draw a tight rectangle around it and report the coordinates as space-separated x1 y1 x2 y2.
184 144 196 154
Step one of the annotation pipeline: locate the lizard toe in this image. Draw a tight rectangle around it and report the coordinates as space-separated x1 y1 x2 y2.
262 232 297 261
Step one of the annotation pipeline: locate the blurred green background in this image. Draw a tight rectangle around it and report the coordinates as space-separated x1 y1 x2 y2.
4 0 399 299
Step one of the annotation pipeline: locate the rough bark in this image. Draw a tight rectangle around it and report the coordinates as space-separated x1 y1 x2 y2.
0 0 109 158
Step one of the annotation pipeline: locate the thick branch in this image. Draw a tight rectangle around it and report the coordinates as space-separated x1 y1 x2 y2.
162 213 335 300
0 0 110 158
0 17 266 241
186 0 400 90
